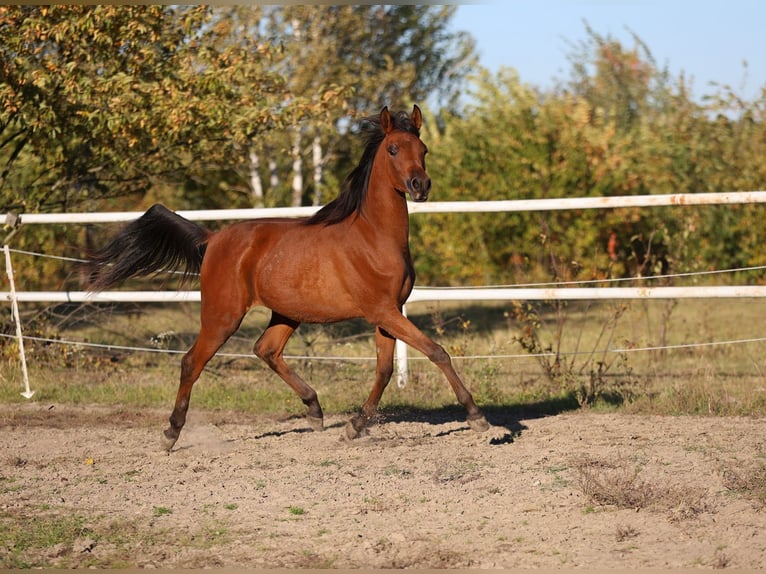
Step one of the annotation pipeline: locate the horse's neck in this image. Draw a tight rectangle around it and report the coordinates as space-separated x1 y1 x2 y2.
361 179 410 246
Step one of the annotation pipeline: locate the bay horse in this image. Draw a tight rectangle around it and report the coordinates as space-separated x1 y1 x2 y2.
86 105 490 451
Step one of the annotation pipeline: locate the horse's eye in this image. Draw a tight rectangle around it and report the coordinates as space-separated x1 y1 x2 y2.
387 144 399 156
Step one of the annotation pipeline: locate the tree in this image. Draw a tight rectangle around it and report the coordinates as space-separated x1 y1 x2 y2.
0 5 342 214
413 26 766 286
0 5 345 287
245 5 475 207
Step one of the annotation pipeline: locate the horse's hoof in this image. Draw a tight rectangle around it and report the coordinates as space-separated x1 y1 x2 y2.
344 418 367 440
307 415 324 432
161 428 178 452
344 420 360 440
467 414 490 433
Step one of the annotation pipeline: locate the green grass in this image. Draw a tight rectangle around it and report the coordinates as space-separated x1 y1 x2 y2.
2 298 766 417
0 511 92 568
0 506 235 568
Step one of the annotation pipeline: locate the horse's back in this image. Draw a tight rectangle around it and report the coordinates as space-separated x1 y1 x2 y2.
201 218 365 322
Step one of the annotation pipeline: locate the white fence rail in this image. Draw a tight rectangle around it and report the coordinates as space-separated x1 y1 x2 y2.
5 285 766 305
3 190 766 394
6 190 766 225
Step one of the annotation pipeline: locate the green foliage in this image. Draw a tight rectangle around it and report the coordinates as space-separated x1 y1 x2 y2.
1 6 330 214
2 11 765 292
417 28 766 285
0 5 469 286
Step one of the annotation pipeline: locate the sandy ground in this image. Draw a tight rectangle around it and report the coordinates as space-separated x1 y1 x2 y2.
1 403 765 569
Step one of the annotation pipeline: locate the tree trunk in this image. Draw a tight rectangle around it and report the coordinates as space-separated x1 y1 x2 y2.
291 127 303 207
248 149 264 207
268 157 279 191
312 134 323 206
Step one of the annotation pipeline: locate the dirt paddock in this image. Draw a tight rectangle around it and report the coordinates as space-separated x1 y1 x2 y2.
1 403 765 568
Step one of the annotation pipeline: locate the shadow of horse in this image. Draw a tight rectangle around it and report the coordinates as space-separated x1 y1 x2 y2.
247 394 581 444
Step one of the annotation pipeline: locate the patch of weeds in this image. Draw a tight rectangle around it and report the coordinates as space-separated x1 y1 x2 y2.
711 548 731 569
288 506 306 516
383 464 412 477
474 361 505 404
509 300 637 407
199 522 229 548
224 503 238 511
575 457 711 519
361 496 387 512
122 469 142 482
295 549 335 569
0 476 21 495
542 465 570 491
100 517 142 551
152 506 172 517
721 461 766 509
433 460 482 484
179 520 230 550
576 458 654 509
615 524 639 542
0 510 95 568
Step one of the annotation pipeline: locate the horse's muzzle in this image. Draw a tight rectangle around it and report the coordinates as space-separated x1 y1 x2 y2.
407 176 432 202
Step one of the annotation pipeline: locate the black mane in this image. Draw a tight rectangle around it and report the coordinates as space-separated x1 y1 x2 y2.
305 109 420 226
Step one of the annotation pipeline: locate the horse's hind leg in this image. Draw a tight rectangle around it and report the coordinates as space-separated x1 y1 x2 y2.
346 327 395 439
254 312 324 431
162 310 245 452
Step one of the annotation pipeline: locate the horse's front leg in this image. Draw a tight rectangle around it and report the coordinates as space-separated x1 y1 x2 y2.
346 327 396 439
376 310 490 433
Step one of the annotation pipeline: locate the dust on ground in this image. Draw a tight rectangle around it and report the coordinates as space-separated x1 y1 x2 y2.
1 403 764 568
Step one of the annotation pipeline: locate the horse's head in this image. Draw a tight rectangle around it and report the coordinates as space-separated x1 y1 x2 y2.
379 105 431 202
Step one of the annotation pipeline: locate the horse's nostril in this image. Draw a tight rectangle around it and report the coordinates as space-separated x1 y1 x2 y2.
412 178 421 191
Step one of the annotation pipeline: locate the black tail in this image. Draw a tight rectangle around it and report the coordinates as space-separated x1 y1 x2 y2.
84 204 209 291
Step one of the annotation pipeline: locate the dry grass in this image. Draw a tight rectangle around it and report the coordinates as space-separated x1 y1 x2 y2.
721 461 766 510
614 524 639 542
2 299 766 418
574 456 712 520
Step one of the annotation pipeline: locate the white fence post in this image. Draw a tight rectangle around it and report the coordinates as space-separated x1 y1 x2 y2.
396 304 409 387
3 245 34 399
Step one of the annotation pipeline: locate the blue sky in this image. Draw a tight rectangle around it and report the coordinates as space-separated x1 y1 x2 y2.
451 1 764 100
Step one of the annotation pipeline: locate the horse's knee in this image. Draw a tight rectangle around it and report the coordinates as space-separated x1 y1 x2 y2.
426 343 451 366
180 353 195 378
253 340 275 364
377 362 394 382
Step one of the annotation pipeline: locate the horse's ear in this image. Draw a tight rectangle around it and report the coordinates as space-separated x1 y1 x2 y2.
411 105 422 130
380 106 392 133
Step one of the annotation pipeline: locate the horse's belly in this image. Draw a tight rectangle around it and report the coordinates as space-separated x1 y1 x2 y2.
252 256 363 323
259 287 361 323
